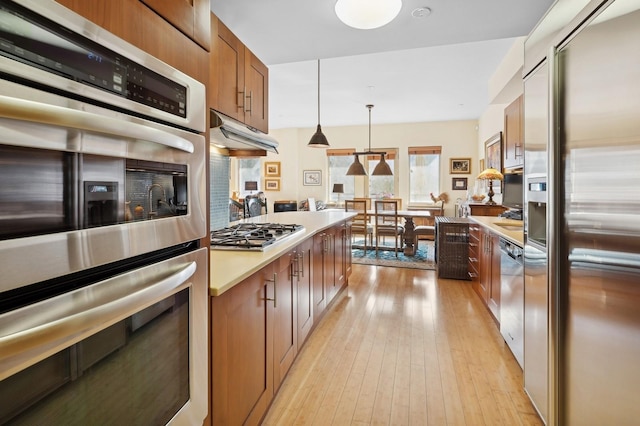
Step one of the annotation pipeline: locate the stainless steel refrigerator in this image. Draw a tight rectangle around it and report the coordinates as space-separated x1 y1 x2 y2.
553 0 640 424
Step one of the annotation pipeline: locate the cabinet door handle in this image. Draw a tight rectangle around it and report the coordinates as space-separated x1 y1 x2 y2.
238 87 245 110
245 90 253 114
299 252 305 277
265 273 277 307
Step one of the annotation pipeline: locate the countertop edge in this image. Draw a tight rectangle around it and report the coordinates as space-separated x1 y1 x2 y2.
467 216 524 246
209 211 356 296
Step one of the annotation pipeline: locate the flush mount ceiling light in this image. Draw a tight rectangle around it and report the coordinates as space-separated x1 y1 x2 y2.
335 0 402 30
346 105 393 176
307 59 330 147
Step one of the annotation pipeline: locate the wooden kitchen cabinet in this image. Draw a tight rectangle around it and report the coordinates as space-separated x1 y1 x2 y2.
312 222 349 320
504 95 524 170
210 15 269 133
140 0 210 50
272 250 297 390
211 262 275 425
468 223 481 285
295 238 314 349
468 203 508 217
478 228 501 323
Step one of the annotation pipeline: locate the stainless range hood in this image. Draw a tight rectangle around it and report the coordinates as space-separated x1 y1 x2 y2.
209 110 279 154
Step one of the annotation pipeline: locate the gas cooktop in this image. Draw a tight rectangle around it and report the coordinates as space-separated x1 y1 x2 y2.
210 223 304 251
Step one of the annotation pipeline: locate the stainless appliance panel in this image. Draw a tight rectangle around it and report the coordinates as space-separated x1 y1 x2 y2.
523 243 548 422
1 0 205 133
0 80 206 293
558 1 640 423
0 247 209 425
499 238 524 368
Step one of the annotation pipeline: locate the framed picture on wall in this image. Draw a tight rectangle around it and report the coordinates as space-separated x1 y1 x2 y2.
450 158 471 174
264 161 281 177
484 132 502 171
452 177 468 190
303 170 322 186
264 179 280 191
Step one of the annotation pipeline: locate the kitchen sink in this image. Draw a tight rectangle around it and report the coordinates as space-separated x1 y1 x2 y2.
494 220 524 232
497 224 524 231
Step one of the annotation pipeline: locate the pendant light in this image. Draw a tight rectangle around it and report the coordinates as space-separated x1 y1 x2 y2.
346 104 393 176
308 59 330 147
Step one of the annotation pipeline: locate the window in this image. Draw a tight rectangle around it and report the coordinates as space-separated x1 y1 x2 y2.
238 158 261 197
327 149 355 203
365 150 397 199
408 146 441 204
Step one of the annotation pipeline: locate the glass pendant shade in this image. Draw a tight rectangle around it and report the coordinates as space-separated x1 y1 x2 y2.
346 154 367 175
372 153 393 175
308 60 330 147
335 0 402 29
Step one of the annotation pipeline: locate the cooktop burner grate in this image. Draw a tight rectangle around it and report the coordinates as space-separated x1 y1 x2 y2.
210 223 304 250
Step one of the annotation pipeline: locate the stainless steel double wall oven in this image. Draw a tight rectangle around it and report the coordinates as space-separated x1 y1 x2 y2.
0 1 208 424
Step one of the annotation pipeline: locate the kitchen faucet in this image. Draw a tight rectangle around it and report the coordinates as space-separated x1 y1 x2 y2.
147 183 166 218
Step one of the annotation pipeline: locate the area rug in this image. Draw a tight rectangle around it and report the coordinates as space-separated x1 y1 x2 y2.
351 240 435 270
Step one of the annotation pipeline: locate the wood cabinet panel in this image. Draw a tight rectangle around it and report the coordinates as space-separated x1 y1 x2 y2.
296 238 314 348
469 203 508 217
244 49 269 132
211 18 245 120
209 14 269 133
140 0 210 50
56 0 209 85
312 232 328 320
211 263 274 425
476 227 501 323
504 95 524 170
273 252 297 390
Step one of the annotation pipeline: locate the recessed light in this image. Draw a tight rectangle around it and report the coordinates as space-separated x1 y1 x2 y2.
411 7 432 18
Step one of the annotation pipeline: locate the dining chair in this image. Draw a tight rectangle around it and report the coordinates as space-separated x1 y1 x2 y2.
413 204 444 248
345 199 373 253
244 194 267 217
353 197 372 210
374 199 404 257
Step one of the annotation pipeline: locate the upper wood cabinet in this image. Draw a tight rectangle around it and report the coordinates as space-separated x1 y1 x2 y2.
504 95 524 170
210 14 269 133
140 0 210 51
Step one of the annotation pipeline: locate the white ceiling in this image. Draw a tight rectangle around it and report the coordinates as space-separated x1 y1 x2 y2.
210 0 554 130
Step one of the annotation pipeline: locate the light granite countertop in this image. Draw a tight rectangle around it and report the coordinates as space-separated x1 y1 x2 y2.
209 210 356 296
467 216 524 247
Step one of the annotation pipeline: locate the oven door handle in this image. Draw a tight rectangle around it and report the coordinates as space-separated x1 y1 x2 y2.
0 95 194 153
0 260 197 381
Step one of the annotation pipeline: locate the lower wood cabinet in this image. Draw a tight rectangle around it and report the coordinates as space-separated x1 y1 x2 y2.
211 221 350 425
295 237 314 349
474 226 501 323
210 262 274 426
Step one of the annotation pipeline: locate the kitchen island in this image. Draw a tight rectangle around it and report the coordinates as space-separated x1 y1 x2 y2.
209 210 356 295
209 210 355 426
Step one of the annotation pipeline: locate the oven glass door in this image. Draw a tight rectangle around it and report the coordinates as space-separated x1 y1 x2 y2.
0 247 208 425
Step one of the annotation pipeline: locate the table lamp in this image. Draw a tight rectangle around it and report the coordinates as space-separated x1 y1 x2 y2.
477 168 504 205
332 183 344 206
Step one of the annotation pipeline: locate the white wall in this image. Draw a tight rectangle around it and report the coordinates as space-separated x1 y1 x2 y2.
265 119 478 216
226 38 527 215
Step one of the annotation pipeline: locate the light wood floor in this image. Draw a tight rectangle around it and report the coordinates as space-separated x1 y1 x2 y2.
263 264 543 426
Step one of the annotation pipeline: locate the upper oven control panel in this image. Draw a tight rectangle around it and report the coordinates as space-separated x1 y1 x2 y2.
0 1 187 119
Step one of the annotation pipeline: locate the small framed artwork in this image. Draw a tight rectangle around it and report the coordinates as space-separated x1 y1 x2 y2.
452 177 468 191
303 170 322 186
484 132 502 171
264 179 280 191
450 158 471 174
264 161 281 177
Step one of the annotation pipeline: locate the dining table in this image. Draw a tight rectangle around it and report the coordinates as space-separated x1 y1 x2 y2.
366 209 432 256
